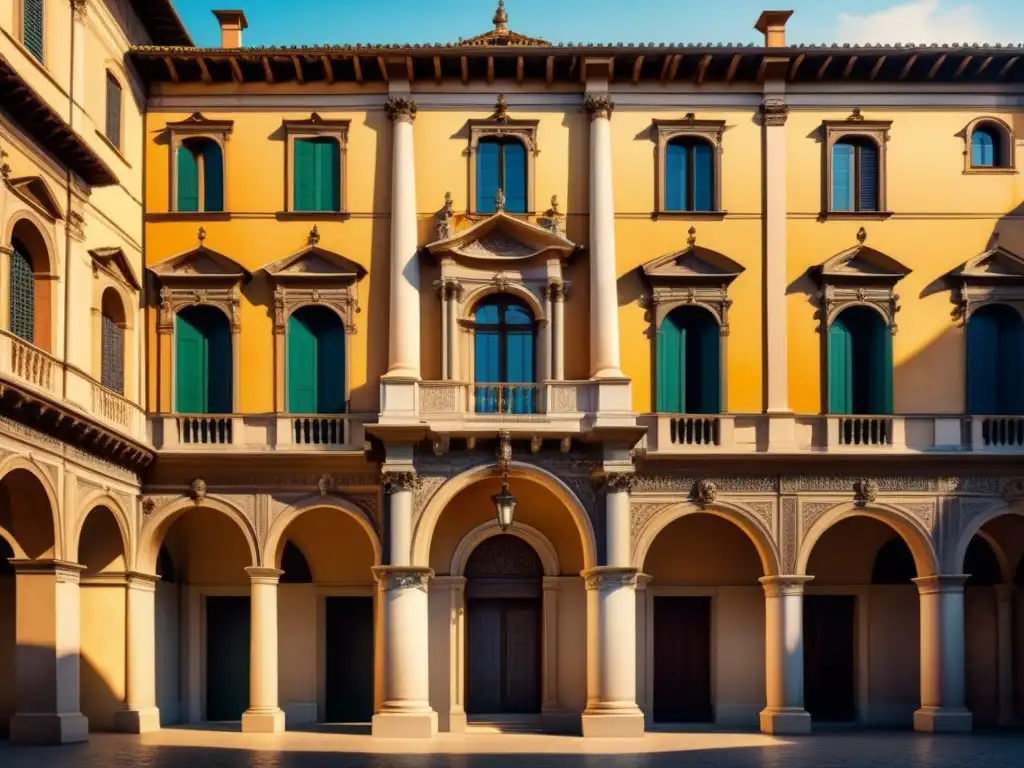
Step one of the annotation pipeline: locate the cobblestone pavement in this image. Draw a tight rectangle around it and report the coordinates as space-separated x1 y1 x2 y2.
1 729 1022 767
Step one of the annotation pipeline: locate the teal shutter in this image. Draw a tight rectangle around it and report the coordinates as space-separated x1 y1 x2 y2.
474 329 500 412
1001 310 1024 414
665 141 688 211
294 138 316 211
858 141 880 212
22 0 44 62
201 140 224 212
316 139 340 211
967 308 999 414
502 141 527 213
657 312 684 413
318 314 346 414
9 239 35 345
504 302 534 414
692 141 714 212
288 310 318 413
695 312 720 413
207 310 232 413
828 317 852 414
175 310 208 413
832 142 854 212
105 74 122 150
871 318 893 414
176 146 199 212
477 140 500 213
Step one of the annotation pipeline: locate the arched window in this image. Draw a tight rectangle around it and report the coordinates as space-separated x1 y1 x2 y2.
828 306 892 415
970 123 1007 168
967 304 1024 415
100 288 125 395
22 0 44 62
280 541 313 584
9 237 35 344
287 305 346 414
831 137 880 212
105 72 122 150
471 294 536 413
294 137 340 212
175 305 232 414
176 138 224 212
871 537 915 584
664 137 714 212
477 137 527 214
964 536 1001 587
657 306 720 414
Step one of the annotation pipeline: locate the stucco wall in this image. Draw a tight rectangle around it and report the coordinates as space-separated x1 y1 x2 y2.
155 581 181 725
79 584 126 731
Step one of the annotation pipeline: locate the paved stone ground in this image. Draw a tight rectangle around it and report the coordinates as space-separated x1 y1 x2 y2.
1 729 1022 767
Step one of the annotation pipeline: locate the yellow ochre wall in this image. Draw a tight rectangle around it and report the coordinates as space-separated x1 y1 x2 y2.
145 99 1024 416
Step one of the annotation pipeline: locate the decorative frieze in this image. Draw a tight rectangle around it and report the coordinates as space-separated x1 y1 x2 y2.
780 497 799 574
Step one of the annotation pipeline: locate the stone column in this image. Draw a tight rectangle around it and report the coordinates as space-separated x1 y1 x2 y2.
913 575 973 732
9 560 89 745
759 575 812 734
114 573 161 733
552 282 566 380
241 567 285 733
581 473 643 737
996 584 1015 725
584 95 623 381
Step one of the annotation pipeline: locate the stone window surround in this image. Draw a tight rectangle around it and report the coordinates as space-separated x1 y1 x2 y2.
1 208 61 355
102 69 125 155
821 115 893 218
281 114 350 216
963 116 1017 174
466 114 540 216
166 113 234 214
89 248 139 401
651 117 726 217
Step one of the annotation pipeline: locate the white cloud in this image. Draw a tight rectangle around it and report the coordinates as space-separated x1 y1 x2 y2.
835 0 995 44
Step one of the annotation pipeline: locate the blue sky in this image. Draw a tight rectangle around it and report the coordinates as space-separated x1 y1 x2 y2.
173 0 1024 48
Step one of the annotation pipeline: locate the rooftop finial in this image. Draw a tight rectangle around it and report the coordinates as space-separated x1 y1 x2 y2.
197 226 206 244
687 226 697 247
494 0 508 33
856 227 867 245
309 225 320 246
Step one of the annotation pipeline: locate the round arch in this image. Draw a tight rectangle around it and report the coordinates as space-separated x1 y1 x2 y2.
952 501 1023 576
797 502 939 577
632 501 781 576
5 213 57 275
460 284 544 324
412 461 597 570
0 455 61 559
100 285 130 328
137 496 259 573
828 301 891 330
451 520 559 577
263 494 382 568
72 490 132 566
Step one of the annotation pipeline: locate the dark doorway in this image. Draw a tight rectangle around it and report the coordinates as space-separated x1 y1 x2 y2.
325 596 374 722
804 595 856 722
653 596 713 722
465 535 543 715
205 596 250 721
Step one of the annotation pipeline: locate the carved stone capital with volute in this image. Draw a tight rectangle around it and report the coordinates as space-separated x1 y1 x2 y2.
583 94 615 121
372 565 434 592
386 96 418 123
582 566 639 591
382 471 420 495
603 473 638 493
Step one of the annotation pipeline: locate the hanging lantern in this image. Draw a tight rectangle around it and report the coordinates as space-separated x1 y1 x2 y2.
492 479 517 531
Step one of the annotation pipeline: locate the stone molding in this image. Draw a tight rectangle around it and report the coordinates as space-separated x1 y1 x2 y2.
913 574 969 595
759 575 813 597
246 566 283 585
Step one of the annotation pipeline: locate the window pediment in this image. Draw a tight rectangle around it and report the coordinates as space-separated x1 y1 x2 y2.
166 112 234 137
148 246 250 283
89 247 141 291
425 210 577 263
7 176 63 221
946 240 1024 323
260 246 367 284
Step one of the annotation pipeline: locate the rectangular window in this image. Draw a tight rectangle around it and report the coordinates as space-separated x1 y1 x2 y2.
831 139 880 213
105 73 122 150
664 139 715 213
294 137 341 212
22 0 44 62
476 140 527 214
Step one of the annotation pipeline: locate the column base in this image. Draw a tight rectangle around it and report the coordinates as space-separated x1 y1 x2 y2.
913 707 972 733
9 712 89 745
114 706 161 733
443 708 467 733
241 707 286 733
759 706 811 735
372 709 438 738
581 708 645 738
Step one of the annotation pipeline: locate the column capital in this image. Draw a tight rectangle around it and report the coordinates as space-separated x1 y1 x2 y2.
9 558 86 582
601 473 637 493
125 571 160 592
583 94 615 121
382 471 420 494
759 575 813 597
386 96 418 123
913 574 969 595
760 97 789 126
373 565 434 592
245 567 283 585
581 565 638 590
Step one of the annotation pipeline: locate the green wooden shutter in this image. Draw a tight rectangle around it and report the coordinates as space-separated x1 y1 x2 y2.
967 309 999 414
828 317 852 414
657 313 684 413
22 0 44 62
318 314 346 413
207 311 232 414
288 309 318 413
105 74 122 150
176 310 208 413
872 319 893 414
176 146 199 212
695 313 721 413
201 140 225 212
316 139 341 212
294 139 315 211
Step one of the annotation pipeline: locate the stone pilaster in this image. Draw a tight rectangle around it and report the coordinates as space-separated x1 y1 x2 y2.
759 575 812 734
913 575 972 733
113 573 161 733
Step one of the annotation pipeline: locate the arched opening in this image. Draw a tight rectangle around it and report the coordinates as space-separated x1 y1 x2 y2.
664 136 714 212
828 306 892 416
657 305 720 414
465 535 543 717
177 138 224 212
270 506 376 726
100 287 127 395
477 136 527 214
175 305 232 414
294 137 340 212
471 294 536 414
970 122 1009 168
967 304 1024 415
832 136 880 212
9 219 53 352
287 305 346 414
0 536 14 737
78 505 128 731
0 467 56 560
641 512 764 725
805 517 921 725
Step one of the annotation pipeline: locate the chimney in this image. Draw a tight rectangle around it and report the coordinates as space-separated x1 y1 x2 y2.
754 10 794 47
212 10 248 48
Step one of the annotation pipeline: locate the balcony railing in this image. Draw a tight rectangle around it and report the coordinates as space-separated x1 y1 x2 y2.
150 413 367 451
971 416 1024 450
417 380 596 418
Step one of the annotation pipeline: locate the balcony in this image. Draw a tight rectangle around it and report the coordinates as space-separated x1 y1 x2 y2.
150 413 369 452
416 380 598 429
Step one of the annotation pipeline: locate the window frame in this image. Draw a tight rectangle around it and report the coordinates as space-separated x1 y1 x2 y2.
166 113 233 215
282 113 349 216
652 118 726 217
822 116 892 218
467 112 539 216
20 0 45 65
104 70 123 152
963 117 1017 174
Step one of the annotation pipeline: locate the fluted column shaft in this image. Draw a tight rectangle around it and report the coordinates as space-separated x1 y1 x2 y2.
759 575 812 734
913 575 972 732
241 567 285 733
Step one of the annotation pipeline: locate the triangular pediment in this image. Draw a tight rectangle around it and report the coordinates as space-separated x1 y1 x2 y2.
642 244 745 284
8 176 63 221
259 245 366 282
148 245 249 281
816 244 911 285
948 244 1024 283
89 247 142 291
425 212 577 261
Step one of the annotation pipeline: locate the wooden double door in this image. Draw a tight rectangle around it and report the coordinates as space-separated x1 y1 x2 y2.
466 597 542 714
324 596 375 722
653 596 713 723
206 596 250 721
804 595 857 722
